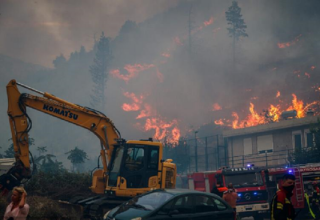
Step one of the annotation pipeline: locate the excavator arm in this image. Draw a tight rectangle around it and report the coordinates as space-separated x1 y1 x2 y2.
1 79 121 191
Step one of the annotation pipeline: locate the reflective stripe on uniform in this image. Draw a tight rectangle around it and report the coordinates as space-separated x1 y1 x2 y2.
277 202 283 209
305 193 316 219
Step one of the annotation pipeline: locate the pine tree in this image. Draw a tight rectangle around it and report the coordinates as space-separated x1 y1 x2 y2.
90 32 112 110
225 1 248 71
53 54 67 68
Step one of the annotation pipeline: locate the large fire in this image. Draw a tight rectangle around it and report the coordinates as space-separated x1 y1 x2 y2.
144 118 180 144
215 94 319 129
120 90 181 144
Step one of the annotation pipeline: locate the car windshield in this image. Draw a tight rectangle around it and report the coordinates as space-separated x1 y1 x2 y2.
225 172 263 188
125 191 174 211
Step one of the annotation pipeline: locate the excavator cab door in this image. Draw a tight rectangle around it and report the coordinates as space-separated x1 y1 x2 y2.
119 144 159 189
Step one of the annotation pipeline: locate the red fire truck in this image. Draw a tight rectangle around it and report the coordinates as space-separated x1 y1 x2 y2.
188 163 320 219
188 165 270 220
268 163 320 209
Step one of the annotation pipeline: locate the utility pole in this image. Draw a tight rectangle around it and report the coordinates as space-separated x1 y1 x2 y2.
205 137 208 170
195 131 198 172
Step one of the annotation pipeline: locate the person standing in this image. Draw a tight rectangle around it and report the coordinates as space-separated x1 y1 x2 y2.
270 174 296 220
211 183 223 197
3 186 29 220
223 183 239 213
311 181 320 220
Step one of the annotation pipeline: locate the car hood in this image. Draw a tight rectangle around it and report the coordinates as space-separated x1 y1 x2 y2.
108 206 152 220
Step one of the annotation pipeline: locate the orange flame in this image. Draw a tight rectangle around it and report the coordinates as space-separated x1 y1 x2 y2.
276 91 281 98
286 94 304 118
215 94 319 129
305 72 311 78
122 103 140 111
136 104 152 119
212 103 222 111
144 118 180 144
277 34 302 49
110 63 155 83
204 17 214 26
214 119 225 125
311 66 316 71
122 92 144 111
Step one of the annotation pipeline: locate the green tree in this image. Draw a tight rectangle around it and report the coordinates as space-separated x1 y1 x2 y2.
290 118 320 164
34 154 64 173
90 32 112 110
36 146 47 156
65 147 88 172
225 1 248 71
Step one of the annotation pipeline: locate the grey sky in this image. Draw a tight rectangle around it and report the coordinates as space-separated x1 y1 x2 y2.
0 0 179 67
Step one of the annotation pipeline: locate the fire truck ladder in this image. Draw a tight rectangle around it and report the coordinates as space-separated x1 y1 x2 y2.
293 167 304 207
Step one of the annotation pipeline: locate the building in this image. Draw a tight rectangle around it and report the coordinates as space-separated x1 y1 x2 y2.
223 115 319 168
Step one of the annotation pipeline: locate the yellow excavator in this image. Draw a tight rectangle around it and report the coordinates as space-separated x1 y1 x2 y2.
0 79 176 218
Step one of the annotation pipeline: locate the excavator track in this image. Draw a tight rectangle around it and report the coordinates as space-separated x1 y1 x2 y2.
63 195 129 220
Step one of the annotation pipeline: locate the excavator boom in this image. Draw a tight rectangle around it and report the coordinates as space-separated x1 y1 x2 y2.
2 79 120 191
1 79 177 219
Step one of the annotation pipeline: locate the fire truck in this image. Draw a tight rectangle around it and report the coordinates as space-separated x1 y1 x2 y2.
268 163 320 209
188 163 320 219
188 165 270 220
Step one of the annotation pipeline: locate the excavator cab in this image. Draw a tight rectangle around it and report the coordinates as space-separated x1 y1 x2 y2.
91 139 176 198
108 142 159 189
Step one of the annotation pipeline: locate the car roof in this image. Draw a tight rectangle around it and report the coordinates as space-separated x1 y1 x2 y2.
151 188 220 197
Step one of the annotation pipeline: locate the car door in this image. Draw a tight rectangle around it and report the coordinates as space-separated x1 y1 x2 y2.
191 195 234 220
148 195 194 220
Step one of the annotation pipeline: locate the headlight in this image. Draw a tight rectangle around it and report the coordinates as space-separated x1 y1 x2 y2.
103 210 110 219
131 218 142 220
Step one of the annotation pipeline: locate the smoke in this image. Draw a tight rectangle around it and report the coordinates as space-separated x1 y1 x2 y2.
1 0 320 169
0 0 179 67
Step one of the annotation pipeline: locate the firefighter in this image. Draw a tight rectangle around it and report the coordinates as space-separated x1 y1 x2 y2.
305 191 316 220
270 174 296 220
311 181 320 220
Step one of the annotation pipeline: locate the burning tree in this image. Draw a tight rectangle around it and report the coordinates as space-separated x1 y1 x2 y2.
225 1 248 71
90 32 112 110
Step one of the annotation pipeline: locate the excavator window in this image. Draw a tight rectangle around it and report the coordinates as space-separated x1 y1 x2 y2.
108 145 125 187
125 147 145 171
148 149 159 170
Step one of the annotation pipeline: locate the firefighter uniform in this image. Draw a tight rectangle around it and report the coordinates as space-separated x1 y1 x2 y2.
305 192 316 220
311 184 320 220
271 188 295 220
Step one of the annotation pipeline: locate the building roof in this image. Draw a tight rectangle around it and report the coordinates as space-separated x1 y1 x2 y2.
223 115 319 138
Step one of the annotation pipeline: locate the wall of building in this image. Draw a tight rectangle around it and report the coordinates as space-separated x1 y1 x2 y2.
226 124 314 168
